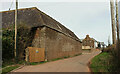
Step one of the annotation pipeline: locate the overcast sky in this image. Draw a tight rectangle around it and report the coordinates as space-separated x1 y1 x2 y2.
0 0 115 45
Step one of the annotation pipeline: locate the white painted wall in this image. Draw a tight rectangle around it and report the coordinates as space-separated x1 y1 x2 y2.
82 46 91 49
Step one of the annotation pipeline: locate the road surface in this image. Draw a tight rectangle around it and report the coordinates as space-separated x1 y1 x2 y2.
13 50 101 72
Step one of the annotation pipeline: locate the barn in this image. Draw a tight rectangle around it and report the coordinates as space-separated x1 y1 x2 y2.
1 7 82 61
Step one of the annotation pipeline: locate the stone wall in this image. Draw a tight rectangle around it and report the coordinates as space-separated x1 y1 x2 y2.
45 27 82 61
32 27 46 48
32 26 82 61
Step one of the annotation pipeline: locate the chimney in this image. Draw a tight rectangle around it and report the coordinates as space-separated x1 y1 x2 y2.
86 35 89 37
85 34 90 40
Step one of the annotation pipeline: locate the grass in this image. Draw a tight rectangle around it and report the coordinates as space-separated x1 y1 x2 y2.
90 52 111 72
2 65 20 74
74 53 82 56
2 60 25 74
29 61 47 65
51 58 62 61
2 60 26 68
2 60 16 68
51 53 82 61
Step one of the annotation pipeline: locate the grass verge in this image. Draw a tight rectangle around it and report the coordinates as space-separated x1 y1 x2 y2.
51 53 82 61
90 52 111 72
2 65 20 74
28 61 47 65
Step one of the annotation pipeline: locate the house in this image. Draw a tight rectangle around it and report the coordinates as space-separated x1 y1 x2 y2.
82 35 95 49
1 7 82 61
82 35 106 50
82 35 98 49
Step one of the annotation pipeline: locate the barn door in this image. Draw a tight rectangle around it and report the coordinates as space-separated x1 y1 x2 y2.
26 47 45 63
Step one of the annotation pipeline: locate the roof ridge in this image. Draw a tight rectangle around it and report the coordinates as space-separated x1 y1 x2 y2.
0 7 38 13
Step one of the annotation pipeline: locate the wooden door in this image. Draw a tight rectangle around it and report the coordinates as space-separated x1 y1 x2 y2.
28 47 45 62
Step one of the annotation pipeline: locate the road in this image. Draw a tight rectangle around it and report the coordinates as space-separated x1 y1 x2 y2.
13 50 101 72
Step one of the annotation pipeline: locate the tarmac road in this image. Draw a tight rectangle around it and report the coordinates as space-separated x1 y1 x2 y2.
13 50 101 72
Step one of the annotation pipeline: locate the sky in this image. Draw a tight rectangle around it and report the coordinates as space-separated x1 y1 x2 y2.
0 0 115 45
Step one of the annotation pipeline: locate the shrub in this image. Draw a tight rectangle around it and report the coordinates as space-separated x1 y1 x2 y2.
2 30 15 61
102 42 120 72
108 42 120 72
103 44 115 52
2 25 36 64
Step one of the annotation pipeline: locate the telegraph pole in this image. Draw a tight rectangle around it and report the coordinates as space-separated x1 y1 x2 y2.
15 0 18 61
110 0 116 44
116 0 120 42
108 35 111 46
115 0 120 53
